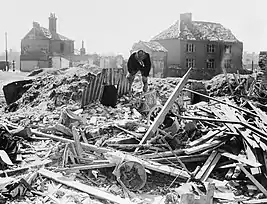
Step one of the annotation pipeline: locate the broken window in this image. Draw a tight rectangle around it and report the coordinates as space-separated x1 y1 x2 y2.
207 59 215 69
186 58 195 68
186 43 195 52
60 42 65 53
207 44 215 53
224 59 232 69
224 45 232 54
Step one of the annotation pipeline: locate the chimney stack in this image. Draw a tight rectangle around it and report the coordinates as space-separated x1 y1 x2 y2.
80 40 86 55
180 13 192 31
33 21 40 29
49 13 57 33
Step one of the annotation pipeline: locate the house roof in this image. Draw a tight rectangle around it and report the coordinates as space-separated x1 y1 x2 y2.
152 20 238 42
142 41 168 52
132 41 168 53
23 24 72 41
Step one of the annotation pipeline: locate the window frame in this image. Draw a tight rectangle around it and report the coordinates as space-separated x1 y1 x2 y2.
224 45 232 54
207 44 215 53
207 59 215 69
186 43 195 53
224 59 232 69
186 58 196 68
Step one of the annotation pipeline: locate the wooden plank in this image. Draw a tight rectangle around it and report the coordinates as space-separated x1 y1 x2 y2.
195 151 217 180
151 154 209 163
188 128 224 147
243 198 267 204
38 169 132 204
248 101 267 125
211 107 237 133
56 163 116 172
243 140 261 175
32 129 109 154
135 67 192 152
201 152 221 181
221 152 262 168
238 164 267 197
32 130 189 180
142 149 185 159
185 140 222 155
105 151 190 180
184 88 258 117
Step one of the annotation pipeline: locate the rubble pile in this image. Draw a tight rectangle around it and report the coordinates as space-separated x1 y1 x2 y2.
205 73 267 105
1 68 267 204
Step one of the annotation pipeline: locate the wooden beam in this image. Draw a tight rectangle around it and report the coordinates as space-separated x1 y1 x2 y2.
55 163 116 172
38 169 132 204
32 129 189 179
201 153 221 182
134 67 193 153
32 129 110 154
238 164 267 197
243 199 267 204
188 128 225 147
184 88 258 117
185 140 222 155
221 152 262 168
195 151 221 182
104 151 190 180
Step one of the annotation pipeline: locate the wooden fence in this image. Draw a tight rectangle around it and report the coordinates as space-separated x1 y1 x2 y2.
81 68 130 107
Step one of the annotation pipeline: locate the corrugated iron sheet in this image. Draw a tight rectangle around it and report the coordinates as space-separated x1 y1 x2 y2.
81 68 130 107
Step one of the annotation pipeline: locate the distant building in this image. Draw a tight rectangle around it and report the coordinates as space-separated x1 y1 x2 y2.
20 13 74 71
243 51 258 70
71 42 100 67
131 41 168 77
99 55 124 69
151 13 243 80
0 49 20 70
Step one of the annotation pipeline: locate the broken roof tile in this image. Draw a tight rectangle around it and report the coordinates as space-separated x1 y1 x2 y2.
152 20 239 42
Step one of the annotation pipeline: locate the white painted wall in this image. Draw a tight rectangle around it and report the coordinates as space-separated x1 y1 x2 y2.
21 61 39 72
52 56 69 69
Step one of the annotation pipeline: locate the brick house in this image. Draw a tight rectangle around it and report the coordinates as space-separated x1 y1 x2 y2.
131 41 168 77
20 13 74 71
151 13 243 80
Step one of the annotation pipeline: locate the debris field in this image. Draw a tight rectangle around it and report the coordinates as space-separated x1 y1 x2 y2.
0 67 267 204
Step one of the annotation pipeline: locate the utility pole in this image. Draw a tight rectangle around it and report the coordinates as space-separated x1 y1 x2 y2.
5 32 8 71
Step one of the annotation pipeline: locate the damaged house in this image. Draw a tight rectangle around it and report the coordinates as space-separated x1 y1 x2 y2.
151 13 243 80
20 13 74 72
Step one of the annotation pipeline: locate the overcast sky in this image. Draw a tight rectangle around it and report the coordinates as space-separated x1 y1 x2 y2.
0 0 266 57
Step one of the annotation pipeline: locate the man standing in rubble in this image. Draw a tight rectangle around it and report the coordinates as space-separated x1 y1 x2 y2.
127 50 151 94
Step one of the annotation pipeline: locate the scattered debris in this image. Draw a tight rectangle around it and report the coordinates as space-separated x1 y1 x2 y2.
1 66 267 203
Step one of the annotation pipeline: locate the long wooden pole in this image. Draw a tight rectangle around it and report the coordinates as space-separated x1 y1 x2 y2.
134 67 192 153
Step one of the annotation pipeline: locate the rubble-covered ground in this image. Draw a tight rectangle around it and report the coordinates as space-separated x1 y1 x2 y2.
0 67 267 204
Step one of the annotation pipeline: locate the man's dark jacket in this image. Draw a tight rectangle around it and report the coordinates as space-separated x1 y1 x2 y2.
127 52 151 77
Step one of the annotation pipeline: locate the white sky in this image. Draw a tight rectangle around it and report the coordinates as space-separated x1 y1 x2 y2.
0 0 266 57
